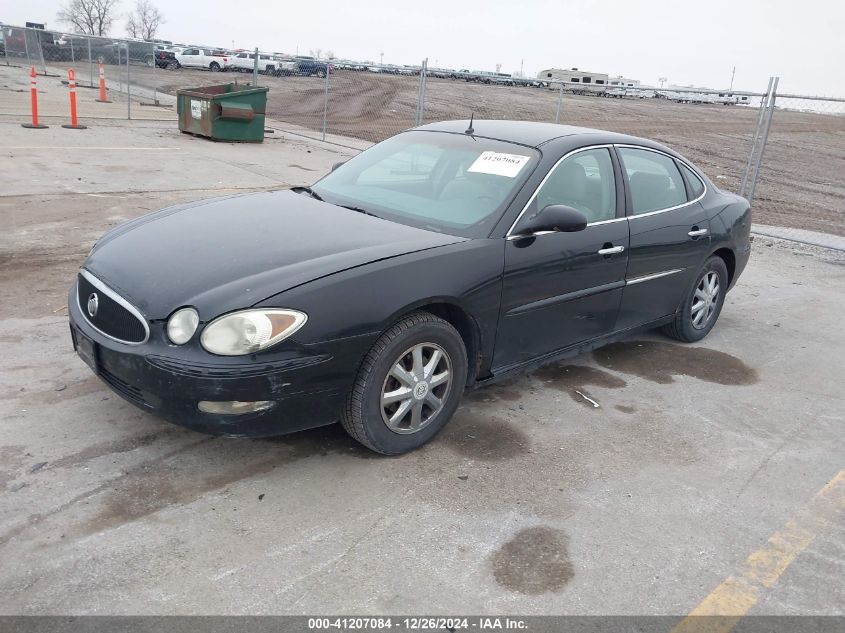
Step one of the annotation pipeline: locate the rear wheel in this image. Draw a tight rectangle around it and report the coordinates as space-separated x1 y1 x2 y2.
209 62 220 72
661 256 728 342
342 311 467 455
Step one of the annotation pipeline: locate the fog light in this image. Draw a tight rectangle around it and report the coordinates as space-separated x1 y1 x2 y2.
197 400 275 415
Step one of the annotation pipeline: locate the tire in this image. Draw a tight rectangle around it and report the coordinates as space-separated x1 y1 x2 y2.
209 62 220 72
662 255 729 343
341 311 468 455
316 69 326 78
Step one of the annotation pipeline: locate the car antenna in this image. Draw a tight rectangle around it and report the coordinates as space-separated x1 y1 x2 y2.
465 113 474 135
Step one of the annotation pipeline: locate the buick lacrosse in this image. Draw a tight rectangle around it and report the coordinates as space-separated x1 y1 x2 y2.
69 120 751 454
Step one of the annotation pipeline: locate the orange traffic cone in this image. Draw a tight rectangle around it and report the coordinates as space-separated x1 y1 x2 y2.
95 62 111 103
62 69 87 129
22 66 48 129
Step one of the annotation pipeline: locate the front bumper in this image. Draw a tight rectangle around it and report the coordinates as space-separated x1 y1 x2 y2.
68 287 371 437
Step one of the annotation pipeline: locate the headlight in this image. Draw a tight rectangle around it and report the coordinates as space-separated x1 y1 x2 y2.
167 307 199 344
200 309 307 356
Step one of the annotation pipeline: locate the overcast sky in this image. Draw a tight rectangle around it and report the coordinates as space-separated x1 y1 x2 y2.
5 0 843 94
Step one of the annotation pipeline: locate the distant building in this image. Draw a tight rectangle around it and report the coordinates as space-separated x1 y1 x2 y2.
537 67 610 89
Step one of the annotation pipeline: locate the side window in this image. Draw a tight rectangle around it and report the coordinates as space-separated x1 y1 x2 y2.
618 147 687 214
679 162 705 199
534 148 616 223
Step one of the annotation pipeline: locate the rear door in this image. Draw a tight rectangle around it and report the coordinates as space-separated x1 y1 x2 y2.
614 145 711 330
493 146 629 369
179 48 199 67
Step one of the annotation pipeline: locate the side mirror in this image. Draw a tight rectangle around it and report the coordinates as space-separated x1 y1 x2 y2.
515 204 587 236
331 160 346 172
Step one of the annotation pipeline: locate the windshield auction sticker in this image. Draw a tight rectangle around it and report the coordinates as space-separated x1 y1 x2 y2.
468 151 531 178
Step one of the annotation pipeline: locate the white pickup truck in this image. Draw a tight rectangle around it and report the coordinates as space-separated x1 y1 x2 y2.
175 47 232 72
230 52 277 74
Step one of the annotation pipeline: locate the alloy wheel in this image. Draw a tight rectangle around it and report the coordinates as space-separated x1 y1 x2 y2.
691 271 720 329
380 342 452 434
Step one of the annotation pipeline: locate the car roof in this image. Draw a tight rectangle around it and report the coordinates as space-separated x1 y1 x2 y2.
413 119 662 150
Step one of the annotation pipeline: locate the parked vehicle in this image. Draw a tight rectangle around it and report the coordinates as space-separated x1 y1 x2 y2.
272 56 299 76
293 56 329 77
230 51 277 74
154 46 178 69
69 120 751 455
176 47 232 72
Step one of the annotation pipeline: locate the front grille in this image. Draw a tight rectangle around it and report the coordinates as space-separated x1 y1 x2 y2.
77 272 148 344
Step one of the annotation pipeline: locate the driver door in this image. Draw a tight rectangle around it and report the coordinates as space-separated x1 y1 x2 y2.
493 146 629 369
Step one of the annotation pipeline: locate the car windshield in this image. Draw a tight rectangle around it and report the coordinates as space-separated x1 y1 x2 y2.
311 130 539 237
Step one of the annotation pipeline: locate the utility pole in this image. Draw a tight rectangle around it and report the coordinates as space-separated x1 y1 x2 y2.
520 58 524 77
380 52 384 65
730 66 736 91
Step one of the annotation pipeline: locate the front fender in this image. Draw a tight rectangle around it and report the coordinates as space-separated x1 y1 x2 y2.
256 239 505 376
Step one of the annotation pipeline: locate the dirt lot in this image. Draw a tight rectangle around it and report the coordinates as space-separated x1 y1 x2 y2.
1 92 844 616
138 66 845 237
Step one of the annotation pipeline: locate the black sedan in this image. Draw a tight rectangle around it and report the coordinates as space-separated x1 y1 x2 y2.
69 120 751 454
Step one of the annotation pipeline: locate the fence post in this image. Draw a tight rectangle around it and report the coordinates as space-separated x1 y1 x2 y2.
152 44 158 105
555 82 564 123
740 77 773 198
126 43 131 120
321 60 330 141
252 47 259 86
747 76 778 204
88 37 93 87
419 58 428 125
414 62 423 125
70 37 75 65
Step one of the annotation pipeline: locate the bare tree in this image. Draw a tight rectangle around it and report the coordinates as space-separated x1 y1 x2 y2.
309 48 323 59
326 50 336 60
125 0 165 40
57 0 121 36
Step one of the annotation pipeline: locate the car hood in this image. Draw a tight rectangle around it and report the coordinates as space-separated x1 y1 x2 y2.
84 190 465 319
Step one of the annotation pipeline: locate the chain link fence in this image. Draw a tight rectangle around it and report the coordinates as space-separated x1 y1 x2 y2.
2 23 843 239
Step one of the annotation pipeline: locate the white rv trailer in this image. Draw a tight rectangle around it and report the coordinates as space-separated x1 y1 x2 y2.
537 67 610 93
608 76 641 88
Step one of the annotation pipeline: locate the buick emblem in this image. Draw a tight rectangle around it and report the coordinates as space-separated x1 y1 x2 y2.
87 292 99 318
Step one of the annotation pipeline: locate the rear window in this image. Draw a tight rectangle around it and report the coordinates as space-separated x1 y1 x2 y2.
618 147 687 214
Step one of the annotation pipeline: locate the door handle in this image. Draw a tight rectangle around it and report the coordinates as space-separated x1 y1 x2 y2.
688 228 709 237
598 245 625 255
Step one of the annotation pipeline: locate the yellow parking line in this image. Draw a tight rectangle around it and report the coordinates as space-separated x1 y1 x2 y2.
671 469 845 633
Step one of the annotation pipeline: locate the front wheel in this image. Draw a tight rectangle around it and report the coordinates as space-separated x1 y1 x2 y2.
661 256 728 342
209 62 220 72
342 311 467 455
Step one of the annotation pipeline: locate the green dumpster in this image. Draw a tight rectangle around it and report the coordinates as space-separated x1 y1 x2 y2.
176 83 269 143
